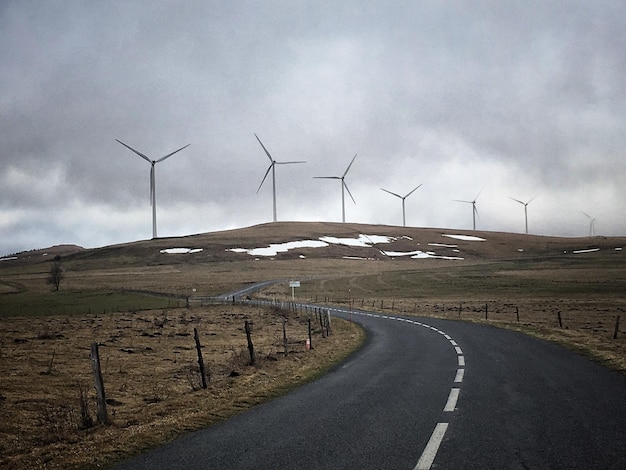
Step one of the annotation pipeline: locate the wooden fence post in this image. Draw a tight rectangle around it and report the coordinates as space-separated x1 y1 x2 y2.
613 315 620 339
193 327 208 389
244 320 255 365
308 318 313 350
90 342 108 424
557 311 563 328
485 303 488 320
326 310 332 336
516 306 520 322
282 319 288 356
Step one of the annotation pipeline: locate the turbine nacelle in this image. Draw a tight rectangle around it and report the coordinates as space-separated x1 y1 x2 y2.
254 133 305 222
314 154 358 223
116 139 190 238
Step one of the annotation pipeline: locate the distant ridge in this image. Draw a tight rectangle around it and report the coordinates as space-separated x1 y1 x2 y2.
3 222 620 270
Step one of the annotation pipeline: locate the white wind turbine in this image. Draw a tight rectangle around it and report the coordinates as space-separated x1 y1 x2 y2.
116 139 190 239
381 184 422 227
314 154 357 223
454 189 482 230
255 133 306 222
509 196 537 234
582 211 596 236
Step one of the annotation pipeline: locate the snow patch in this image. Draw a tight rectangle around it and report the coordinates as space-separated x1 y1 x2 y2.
443 234 486 242
0 257 18 261
160 248 203 254
228 240 329 257
381 250 463 260
572 248 600 254
319 234 395 247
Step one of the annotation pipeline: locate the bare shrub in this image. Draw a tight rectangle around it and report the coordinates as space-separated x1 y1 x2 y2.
77 383 94 430
35 402 78 444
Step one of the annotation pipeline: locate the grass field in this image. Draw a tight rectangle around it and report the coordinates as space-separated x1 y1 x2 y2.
0 222 624 468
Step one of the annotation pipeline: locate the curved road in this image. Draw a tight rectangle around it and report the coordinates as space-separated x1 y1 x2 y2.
114 304 626 469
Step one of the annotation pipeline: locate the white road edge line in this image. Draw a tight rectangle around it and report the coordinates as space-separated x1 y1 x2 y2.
443 388 460 412
415 422 449 470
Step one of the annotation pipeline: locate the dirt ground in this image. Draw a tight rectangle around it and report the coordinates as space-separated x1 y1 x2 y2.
0 303 364 469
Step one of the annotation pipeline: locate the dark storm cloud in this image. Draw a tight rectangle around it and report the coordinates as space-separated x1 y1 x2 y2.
1 1 625 255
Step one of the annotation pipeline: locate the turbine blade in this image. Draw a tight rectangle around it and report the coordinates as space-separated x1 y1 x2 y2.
405 183 422 198
344 181 356 204
381 188 402 199
116 139 152 163
156 143 191 163
454 199 473 204
276 161 306 165
509 196 524 205
343 153 357 178
257 164 273 193
313 176 340 180
527 195 538 205
582 210 592 220
254 133 274 163
475 187 485 201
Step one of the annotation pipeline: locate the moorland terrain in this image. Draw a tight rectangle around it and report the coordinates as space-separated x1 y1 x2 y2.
1 221 624 469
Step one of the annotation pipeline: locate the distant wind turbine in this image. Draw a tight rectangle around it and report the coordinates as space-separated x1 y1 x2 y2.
582 211 596 236
116 139 190 239
314 154 357 223
255 133 306 222
509 196 537 234
454 189 482 230
381 184 422 227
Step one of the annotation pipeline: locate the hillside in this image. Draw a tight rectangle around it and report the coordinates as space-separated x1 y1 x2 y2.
2 222 623 270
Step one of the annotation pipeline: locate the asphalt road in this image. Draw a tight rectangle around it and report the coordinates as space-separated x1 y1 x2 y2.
113 305 626 469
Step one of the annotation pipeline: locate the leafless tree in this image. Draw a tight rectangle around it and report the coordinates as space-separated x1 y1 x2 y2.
47 257 64 291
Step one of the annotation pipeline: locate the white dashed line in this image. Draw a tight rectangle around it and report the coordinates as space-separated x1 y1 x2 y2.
443 388 460 412
326 309 465 470
414 422 449 470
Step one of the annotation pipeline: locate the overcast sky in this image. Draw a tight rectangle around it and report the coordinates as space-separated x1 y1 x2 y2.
2 1 625 256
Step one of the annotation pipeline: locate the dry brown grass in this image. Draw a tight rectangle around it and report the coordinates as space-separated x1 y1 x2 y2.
0 304 364 469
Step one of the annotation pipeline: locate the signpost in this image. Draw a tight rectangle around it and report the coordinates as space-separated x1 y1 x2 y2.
289 280 300 300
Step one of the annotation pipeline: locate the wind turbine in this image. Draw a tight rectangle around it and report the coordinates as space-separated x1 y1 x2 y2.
116 139 190 239
454 189 482 230
255 133 306 222
314 154 357 223
380 184 422 227
582 211 596 236
509 196 537 234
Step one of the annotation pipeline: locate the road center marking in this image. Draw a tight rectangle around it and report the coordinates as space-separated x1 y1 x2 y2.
443 388 460 412
415 422 449 470
454 368 465 383
458 355 465 366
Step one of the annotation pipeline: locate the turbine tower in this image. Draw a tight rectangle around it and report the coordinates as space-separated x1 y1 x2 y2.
314 154 357 223
116 139 190 239
582 211 596 236
509 196 536 234
454 189 482 230
255 133 306 222
381 184 422 227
